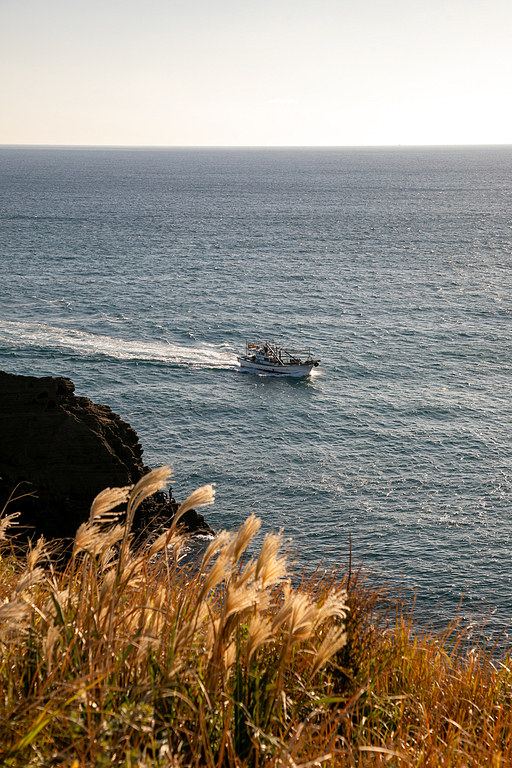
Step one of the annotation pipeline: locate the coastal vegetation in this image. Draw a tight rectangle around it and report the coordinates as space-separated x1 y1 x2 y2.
1 467 511 767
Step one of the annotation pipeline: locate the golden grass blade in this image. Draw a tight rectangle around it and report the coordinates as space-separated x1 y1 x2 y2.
171 483 216 530
314 589 349 627
223 583 260 620
223 642 236 672
89 485 133 522
272 591 317 641
0 599 32 623
246 614 273 663
201 530 232 569
0 511 20 544
228 512 260 565
179 483 216 513
73 522 125 557
43 624 60 671
26 536 48 570
310 626 348 676
15 567 46 594
126 465 173 525
147 529 187 559
198 549 232 601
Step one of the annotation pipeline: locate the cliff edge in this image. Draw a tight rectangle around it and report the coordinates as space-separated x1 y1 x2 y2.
0 371 212 540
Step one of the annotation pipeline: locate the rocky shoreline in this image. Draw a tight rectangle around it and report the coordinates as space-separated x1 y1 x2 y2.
0 371 213 541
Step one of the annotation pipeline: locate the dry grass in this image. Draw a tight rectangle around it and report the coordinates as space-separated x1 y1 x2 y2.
0 467 511 767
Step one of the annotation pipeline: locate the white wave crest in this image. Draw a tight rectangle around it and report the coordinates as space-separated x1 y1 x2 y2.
0 321 237 369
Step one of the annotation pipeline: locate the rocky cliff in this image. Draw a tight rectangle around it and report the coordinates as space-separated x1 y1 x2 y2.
0 371 212 541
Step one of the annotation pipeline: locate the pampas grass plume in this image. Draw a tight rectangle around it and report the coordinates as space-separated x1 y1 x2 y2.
89 485 133 522
5 465 508 768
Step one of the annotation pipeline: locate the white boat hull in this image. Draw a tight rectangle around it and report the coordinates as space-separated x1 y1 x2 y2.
237 358 316 376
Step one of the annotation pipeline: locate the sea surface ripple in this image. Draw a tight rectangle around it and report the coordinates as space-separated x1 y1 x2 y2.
1 145 512 639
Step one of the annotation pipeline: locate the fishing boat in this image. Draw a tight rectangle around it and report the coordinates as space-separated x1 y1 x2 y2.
237 341 320 376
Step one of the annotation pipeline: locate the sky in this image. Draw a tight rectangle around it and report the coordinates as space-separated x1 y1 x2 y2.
1 0 511 146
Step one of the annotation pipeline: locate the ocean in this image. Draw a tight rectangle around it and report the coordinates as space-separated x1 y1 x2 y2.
1 145 512 639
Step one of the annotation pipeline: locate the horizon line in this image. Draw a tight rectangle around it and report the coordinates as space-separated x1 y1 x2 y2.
1 142 511 151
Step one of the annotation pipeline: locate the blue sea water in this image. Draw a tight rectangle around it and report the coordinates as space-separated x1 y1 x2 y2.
1 145 512 637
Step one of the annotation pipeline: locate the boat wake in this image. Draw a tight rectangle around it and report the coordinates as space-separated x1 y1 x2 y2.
0 321 237 369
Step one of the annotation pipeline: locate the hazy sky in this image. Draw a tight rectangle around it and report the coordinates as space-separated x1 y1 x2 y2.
1 0 511 146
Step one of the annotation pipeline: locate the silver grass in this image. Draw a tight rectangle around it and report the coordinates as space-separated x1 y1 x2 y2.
99 545 118 570
116 466 174 564
147 529 187 560
258 554 288 591
98 569 118 621
314 589 349 628
95 523 126 553
272 591 318 641
123 607 145 636
43 624 60 671
173 601 209 656
223 583 260 620
89 485 133 522
246 614 273 662
201 530 232 570
233 560 257 590
0 511 20 544
173 614 208 657
125 465 173 528
73 522 97 554
255 532 288 589
228 513 261 565
15 567 46 594
0 599 32 623
198 549 231 600
73 522 125 557
44 588 76 621
119 557 147 590
206 617 221 653
170 484 216 533
149 584 168 613
232 562 272 614
310 626 348 677
26 536 48 570
223 642 236 672
177 483 216 515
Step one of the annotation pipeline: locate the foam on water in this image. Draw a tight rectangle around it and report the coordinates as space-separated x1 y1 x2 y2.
0 321 237 368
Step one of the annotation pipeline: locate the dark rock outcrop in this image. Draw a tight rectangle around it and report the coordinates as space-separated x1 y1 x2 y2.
0 371 213 541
